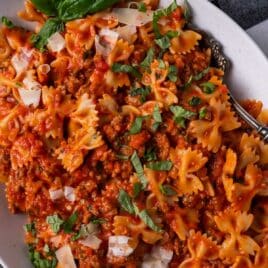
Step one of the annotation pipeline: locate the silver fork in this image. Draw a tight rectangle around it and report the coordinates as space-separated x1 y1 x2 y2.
201 31 268 142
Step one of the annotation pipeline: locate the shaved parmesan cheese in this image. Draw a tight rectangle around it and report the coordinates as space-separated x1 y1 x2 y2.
18 87 41 108
79 234 102 250
95 28 119 57
23 75 42 91
141 246 173 268
114 25 137 43
11 48 32 75
64 186 76 202
49 188 64 201
47 32 66 52
55 245 77 268
108 236 134 257
111 8 153 26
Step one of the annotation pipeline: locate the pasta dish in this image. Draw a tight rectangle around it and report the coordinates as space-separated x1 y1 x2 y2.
0 0 268 267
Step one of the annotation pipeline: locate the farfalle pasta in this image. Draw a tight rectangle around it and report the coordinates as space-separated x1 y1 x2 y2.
0 0 267 267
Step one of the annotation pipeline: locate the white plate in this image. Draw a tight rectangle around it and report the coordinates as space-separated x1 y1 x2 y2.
0 0 268 267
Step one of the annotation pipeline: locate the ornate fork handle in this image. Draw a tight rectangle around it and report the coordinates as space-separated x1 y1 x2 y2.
199 30 268 142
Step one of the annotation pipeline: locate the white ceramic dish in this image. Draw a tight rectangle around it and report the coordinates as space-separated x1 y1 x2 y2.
0 0 268 267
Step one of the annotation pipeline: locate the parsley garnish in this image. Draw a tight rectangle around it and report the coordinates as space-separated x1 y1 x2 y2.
133 182 143 198
199 107 207 119
90 216 106 225
182 67 210 90
144 146 157 162
146 160 173 171
159 184 177 196
168 65 178 82
189 96 201 106
62 212 78 234
152 105 162 131
170 105 196 128
201 82 216 94
131 151 148 188
141 48 154 69
166 30 180 38
155 35 171 50
1 16 14 28
130 86 151 103
112 63 142 79
139 210 163 232
138 2 147 12
46 214 64 234
24 223 36 236
118 189 136 214
129 116 149 134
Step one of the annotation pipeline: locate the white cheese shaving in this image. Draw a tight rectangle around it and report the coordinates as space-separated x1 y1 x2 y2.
11 48 32 75
108 236 134 257
111 8 153 26
47 32 66 52
114 25 137 43
55 245 77 268
79 234 102 250
18 87 41 108
64 186 76 202
49 189 64 201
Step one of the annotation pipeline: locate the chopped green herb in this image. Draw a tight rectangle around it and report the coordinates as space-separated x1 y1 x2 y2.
139 210 162 232
199 107 207 119
131 151 148 188
157 60 165 70
71 223 93 241
168 65 178 82
146 160 173 171
144 146 157 162
133 182 143 198
155 35 170 50
189 96 201 106
159 184 177 196
62 212 78 233
90 216 106 225
201 82 216 94
141 48 154 69
118 189 135 214
28 245 57 268
112 63 142 79
182 67 210 90
153 0 178 38
30 0 59 16
116 154 129 160
24 223 36 236
152 105 162 131
183 0 191 22
46 214 64 234
138 2 147 12
170 105 196 128
1 16 14 28
130 86 151 103
129 116 149 134
166 30 180 38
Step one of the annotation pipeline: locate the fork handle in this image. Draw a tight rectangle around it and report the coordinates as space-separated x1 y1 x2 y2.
229 94 268 142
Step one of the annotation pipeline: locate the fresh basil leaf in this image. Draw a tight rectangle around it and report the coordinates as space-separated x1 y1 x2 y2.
131 151 148 188
170 105 196 128
118 189 135 214
31 18 64 51
152 105 162 131
153 0 178 38
46 214 64 234
129 116 149 134
183 0 191 22
199 107 207 119
189 96 201 106
166 30 179 38
159 184 177 196
168 65 178 82
62 212 78 233
201 82 215 94
155 35 170 50
139 210 162 232
144 146 157 162
90 216 106 225
30 0 59 16
141 48 154 69
28 245 57 268
1 16 14 28
112 63 142 79
146 160 173 171
24 223 36 236
58 0 121 21
130 86 151 103
133 182 143 198
182 67 210 90
138 2 147 12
